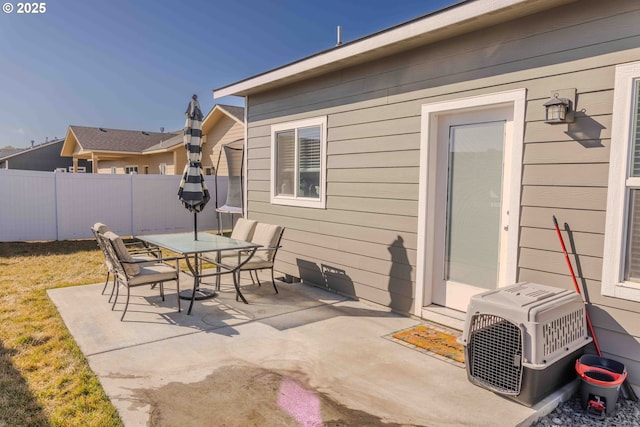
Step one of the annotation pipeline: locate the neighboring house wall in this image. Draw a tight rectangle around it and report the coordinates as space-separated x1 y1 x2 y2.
242 0 640 382
2 140 91 172
204 116 244 177
74 108 243 176
97 151 178 175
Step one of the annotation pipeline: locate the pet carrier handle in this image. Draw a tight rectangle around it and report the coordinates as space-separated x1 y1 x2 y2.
552 215 602 357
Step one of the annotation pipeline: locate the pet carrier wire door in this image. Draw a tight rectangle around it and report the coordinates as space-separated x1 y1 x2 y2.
466 314 524 395
460 282 592 406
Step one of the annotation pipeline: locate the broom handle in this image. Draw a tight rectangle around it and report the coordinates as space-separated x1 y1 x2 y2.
553 215 602 356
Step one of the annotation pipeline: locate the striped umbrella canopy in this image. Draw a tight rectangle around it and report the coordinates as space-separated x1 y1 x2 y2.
178 95 210 239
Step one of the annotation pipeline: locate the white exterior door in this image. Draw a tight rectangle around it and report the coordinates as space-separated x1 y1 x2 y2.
434 110 510 311
416 90 526 314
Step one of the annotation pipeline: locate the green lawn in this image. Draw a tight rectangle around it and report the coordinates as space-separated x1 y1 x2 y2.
0 240 122 426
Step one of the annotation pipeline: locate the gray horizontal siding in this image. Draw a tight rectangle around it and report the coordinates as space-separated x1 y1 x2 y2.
248 200 417 234
523 140 610 165
522 163 609 187
521 186 607 210
248 6 637 120
244 0 640 373
328 134 419 155
328 151 419 169
520 207 606 234
328 167 418 184
520 228 604 258
249 207 418 250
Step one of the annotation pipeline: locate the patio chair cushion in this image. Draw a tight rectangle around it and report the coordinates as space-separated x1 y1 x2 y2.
251 223 282 261
202 219 257 263
104 231 140 276
128 263 177 286
238 257 273 270
230 218 257 241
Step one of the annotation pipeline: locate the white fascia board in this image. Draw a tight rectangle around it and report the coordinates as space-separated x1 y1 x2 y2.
215 0 543 98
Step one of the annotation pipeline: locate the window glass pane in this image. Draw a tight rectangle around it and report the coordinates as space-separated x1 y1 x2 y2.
630 80 640 176
625 189 640 282
276 130 295 196
298 126 321 199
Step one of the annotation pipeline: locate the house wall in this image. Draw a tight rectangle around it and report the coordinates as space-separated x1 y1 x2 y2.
244 0 640 382
202 116 244 176
3 141 91 172
97 152 177 175
93 117 243 176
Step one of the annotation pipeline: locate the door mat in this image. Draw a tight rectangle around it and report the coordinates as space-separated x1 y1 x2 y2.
388 324 465 368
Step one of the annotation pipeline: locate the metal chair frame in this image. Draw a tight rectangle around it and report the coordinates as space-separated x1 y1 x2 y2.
102 232 181 320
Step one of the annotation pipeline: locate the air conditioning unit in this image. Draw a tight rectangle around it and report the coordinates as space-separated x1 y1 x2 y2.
459 282 592 406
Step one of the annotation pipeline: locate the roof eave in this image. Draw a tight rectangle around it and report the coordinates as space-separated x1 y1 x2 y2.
201 104 245 136
61 127 80 157
144 143 183 154
214 0 576 98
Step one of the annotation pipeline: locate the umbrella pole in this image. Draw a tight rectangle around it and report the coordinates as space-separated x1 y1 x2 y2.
194 212 198 240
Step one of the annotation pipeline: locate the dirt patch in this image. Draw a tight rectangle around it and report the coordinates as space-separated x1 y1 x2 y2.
132 365 421 426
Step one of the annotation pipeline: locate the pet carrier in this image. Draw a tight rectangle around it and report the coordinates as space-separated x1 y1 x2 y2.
459 282 592 406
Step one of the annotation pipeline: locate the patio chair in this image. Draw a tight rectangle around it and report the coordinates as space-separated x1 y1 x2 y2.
201 218 257 289
102 231 181 320
233 223 284 298
90 223 159 299
227 217 257 241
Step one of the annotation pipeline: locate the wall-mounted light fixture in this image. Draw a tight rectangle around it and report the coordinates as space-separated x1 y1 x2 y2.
544 89 576 124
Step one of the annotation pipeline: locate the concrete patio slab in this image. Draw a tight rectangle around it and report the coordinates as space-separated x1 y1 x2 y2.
48 278 566 426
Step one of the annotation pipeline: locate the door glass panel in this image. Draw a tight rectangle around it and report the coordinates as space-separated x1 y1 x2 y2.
445 121 505 289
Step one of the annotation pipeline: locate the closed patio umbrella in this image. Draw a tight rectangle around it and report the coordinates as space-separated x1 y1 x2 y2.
178 94 210 240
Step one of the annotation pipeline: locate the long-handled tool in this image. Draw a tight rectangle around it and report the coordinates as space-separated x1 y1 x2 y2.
552 215 638 402
552 215 602 355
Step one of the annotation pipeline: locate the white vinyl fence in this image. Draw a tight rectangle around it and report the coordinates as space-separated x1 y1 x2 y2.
0 169 229 242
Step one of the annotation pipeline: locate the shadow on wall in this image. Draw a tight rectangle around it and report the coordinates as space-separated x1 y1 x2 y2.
296 259 355 297
388 235 413 314
588 305 640 387
294 235 414 315
564 112 606 148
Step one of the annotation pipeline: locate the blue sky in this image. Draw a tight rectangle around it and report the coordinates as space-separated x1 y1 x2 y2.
0 0 457 148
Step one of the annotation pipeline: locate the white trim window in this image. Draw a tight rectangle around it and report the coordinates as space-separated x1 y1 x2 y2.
125 165 138 174
603 61 640 302
271 117 327 208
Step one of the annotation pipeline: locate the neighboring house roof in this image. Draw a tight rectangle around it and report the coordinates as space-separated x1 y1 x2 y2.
201 104 245 136
218 105 244 123
63 126 177 155
214 0 574 97
60 104 245 160
0 147 26 160
1 138 66 160
142 133 184 153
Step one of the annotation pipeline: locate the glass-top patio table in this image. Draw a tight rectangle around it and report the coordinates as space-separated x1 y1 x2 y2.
136 232 260 314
